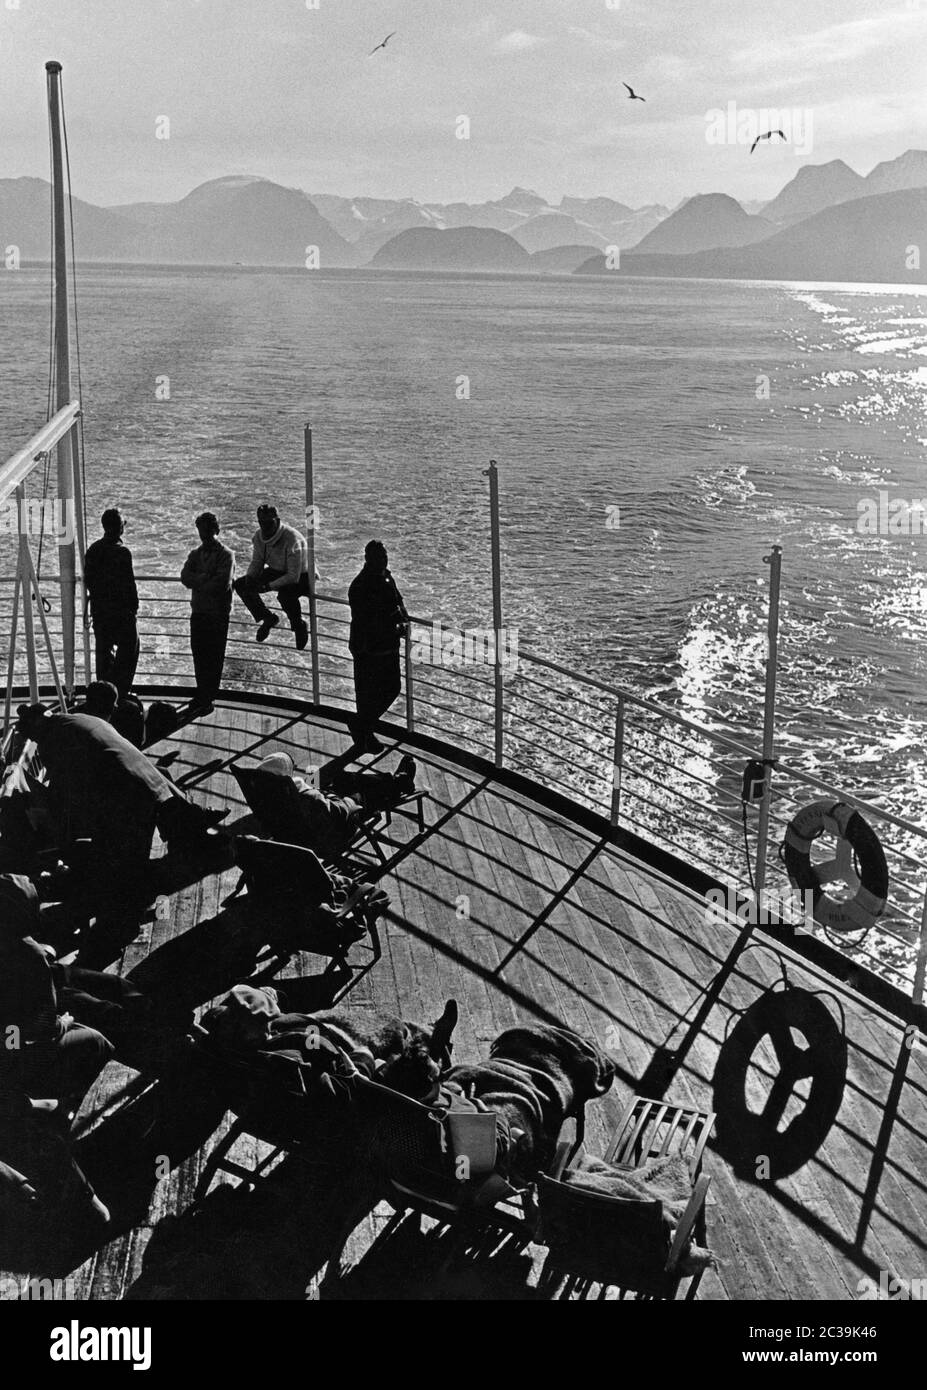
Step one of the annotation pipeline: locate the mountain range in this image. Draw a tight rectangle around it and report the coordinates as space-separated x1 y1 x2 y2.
2 148 926 282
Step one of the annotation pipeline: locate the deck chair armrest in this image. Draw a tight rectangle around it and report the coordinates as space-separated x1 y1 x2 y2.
666 1174 711 1273
549 1138 578 1181
338 882 377 912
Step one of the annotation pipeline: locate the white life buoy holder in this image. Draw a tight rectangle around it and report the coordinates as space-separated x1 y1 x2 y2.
782 799 888 935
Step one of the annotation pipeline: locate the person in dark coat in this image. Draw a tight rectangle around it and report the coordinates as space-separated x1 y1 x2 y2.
82 508 140 697
0 874 114 1112
15 706 227 915
347 540 409 753
180 511 234 715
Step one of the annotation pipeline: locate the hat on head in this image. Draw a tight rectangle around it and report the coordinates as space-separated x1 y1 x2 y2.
257 753 295 778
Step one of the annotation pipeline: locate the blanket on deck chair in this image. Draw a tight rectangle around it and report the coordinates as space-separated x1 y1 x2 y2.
564 1152 715 1276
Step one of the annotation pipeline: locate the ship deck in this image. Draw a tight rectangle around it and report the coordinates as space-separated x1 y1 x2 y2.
6 699 926 1301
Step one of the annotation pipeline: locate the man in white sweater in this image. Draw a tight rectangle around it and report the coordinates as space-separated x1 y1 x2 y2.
233 504 310 649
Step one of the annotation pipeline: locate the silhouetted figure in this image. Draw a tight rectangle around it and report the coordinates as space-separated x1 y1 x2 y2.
83 508 139 697
233 504 310 650
347 540 409 753
15 706 227 927
255 751 415 858
180 512 234 714
0 874 114 1112
71 680 119 721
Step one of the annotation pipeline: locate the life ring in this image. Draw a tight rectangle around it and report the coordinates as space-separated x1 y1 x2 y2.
782 799 888 933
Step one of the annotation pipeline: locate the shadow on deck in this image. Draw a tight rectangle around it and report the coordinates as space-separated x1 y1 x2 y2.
3 699 925 1301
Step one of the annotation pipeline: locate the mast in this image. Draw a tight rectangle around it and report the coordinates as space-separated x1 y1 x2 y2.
46 60 77 693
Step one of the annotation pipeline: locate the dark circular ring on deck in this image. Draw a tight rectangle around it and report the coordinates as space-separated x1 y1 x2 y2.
712 986 847 1182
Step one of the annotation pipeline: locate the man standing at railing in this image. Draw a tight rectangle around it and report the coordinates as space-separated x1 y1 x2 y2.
233 504 310 650
180 512 234 717
82 508 139 698
347 540 409 754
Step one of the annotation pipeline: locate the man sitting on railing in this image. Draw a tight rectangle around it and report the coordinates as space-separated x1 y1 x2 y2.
254 751 416 859
233 504 311 651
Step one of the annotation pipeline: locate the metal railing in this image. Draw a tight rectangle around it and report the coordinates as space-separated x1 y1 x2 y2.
3 575 926 1005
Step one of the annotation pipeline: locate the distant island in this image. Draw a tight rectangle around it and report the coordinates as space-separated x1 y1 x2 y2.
371 226 529 272
3 148 927 283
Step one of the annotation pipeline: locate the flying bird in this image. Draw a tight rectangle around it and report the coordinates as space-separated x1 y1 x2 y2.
623 83 646 102
369 32 396 55
750 129 787 154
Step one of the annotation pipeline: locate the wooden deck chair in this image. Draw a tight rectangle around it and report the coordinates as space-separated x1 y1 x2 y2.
323 1076 530 1284
189 1024 353 1205
535 1095 715 1300
229 835 383 992
231 764 427 868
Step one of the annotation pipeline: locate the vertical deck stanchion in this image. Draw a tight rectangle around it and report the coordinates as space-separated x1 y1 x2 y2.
46 62 77 695
4 573 22 733
304 422 320 704
484 460 504 768
404 626 415 732
610 697 624 826
913 884 927 1009
17 485 39 704
755 544 783 908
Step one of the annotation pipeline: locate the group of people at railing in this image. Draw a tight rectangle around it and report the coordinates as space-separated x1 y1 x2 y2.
81 504 410 751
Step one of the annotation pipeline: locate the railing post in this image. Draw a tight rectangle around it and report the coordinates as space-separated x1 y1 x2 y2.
484 460 504 768
755 544 783 907
16 485 39 704
610 697 624 826
914 883 927 1009
46 62 77 695
304 422 320 704
3 569 22 734
404 626 415 732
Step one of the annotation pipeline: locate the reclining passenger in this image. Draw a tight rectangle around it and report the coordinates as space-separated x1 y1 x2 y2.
255 751 415 859
0 872 154 1112
200 986 454 1100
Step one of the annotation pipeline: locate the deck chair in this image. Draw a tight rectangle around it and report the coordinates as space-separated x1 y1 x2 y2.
189 1022 355 1204
323 1076 531 1284
231 764 426 868
535 1095 715 1300
228 835 383 994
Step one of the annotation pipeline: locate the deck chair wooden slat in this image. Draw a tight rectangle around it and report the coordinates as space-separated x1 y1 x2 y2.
539 1093 716 1300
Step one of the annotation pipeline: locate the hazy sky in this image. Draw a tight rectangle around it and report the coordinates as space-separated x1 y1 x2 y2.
2 0 926 208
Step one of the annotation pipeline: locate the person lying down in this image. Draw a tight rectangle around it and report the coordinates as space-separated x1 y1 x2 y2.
254 752 416 859
200 985 453 1099
199 986 520 1179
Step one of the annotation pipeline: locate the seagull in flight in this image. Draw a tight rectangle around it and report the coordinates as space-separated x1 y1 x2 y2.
623 83 646 102
750 129 787 154
369 32 396 55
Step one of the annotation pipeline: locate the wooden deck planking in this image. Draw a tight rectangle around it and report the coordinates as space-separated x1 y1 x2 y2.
5 700 925 1301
